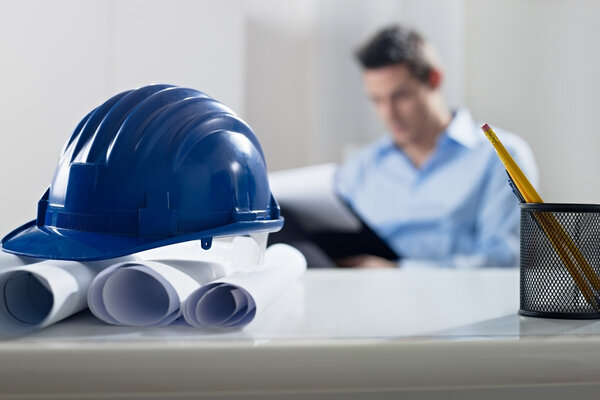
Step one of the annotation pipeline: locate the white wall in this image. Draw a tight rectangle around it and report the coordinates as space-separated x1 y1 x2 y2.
2 0 599 237
465 0 600 203
311 0 466 164
247 0 600 204
242 0 316 169
309 0 404 164
243 0 466 168
0 0 244 234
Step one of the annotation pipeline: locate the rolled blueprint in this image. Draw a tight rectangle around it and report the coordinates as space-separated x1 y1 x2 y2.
87 259 227 326
87 236 267 326
183 243 307 328
0 256 135 336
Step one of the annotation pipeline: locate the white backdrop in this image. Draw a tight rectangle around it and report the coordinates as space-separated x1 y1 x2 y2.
244 0 600 204
0 0 244 234
464 0 600 203
1 0 599 236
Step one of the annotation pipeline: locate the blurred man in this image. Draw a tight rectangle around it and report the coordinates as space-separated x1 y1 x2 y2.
335 25 538 268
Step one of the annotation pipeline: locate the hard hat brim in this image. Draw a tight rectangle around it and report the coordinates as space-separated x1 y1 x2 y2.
1 218 283 261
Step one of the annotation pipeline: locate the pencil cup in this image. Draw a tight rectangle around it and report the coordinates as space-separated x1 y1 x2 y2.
520 203 600 319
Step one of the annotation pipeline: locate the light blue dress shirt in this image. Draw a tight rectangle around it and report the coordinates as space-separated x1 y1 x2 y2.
335 109 539 268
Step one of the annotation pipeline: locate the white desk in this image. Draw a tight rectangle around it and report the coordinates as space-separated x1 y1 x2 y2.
2 268 600 399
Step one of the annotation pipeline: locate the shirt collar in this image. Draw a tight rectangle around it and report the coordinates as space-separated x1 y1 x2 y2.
379 108 482 158
439 108 482 150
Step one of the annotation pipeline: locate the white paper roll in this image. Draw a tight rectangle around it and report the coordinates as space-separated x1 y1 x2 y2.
183 243 307 328
88 259 229 326
0 257 135 336
87 236 268 327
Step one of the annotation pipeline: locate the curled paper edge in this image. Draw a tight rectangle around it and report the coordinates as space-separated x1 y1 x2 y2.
0 258 129 336
182 243 306 328
88 259 229 327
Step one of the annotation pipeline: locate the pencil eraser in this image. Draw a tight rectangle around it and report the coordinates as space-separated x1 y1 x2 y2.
481 123 491 132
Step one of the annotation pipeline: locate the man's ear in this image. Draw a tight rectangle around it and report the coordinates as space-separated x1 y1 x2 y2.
428 69 442 89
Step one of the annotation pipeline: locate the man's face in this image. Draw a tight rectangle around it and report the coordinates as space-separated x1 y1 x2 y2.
363 63 434 147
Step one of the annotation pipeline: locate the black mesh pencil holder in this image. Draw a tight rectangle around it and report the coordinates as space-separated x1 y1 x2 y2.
520 203 600 319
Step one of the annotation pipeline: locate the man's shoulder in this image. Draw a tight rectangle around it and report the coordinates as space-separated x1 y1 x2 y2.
335 136 393 193
346 136 394 164
354 135 392 154
477 122 539 186
455 108 531 155
490 126 532 155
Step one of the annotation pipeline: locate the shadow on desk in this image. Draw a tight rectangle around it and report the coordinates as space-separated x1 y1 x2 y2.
431 314 600 339
268 212 337 268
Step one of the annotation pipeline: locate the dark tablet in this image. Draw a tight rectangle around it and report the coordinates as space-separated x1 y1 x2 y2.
267 164 400 268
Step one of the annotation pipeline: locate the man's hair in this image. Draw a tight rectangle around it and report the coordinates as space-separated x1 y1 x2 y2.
355 25 433 83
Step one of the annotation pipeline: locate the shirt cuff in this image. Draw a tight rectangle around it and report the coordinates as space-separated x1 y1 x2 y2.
398 258 448 270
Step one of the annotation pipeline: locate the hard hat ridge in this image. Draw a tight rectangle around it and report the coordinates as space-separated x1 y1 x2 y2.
87 84 174 164
68 89 134 164
1 84 283 260
106 86 211 164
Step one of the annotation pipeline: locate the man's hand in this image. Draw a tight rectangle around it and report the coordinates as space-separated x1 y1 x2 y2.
335 254 397 269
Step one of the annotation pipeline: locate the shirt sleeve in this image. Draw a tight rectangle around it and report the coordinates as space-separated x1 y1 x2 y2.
396 133 538 269
452 135 539 268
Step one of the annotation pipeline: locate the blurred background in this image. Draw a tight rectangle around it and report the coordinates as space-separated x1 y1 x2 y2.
1 0 599 235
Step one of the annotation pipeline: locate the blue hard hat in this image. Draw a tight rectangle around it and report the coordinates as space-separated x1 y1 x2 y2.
1 84 283 260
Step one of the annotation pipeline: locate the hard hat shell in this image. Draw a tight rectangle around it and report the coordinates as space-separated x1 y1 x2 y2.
1 84 283 260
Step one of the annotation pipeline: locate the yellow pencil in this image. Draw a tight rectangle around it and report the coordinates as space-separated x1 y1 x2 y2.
482 123 600 292
481 123 600 310
481 124 542 202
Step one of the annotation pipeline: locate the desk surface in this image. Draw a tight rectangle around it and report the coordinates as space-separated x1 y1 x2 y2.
2 269 600 399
